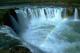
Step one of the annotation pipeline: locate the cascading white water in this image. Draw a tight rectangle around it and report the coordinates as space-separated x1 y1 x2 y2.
16 7 63 45
15 8 63 30
74 8 79 21
14 7 80 53
15 7 65 53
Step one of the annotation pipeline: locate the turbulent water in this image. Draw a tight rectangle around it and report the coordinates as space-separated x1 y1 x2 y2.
14 7 80 53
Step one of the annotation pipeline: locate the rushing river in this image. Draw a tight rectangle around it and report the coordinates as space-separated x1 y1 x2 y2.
11 7 80 53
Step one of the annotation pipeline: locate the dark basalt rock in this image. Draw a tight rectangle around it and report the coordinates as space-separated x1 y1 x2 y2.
10 45 32 53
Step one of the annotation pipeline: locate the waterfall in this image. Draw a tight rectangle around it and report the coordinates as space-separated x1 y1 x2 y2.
74 8 79 21
15 7 67 53
15 7 63 32
15 8 64 34
14 7 80 53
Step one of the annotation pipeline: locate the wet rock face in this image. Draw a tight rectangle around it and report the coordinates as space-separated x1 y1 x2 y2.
0 25 33 53
0 25 21 49
3 9 19 34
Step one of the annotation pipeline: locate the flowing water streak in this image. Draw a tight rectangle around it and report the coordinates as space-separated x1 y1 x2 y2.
74 8 79 21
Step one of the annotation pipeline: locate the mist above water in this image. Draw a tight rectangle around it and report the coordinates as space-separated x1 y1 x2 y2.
13 7 80 53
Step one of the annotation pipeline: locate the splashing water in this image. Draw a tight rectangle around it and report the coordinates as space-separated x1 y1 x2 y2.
13 7 80 53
